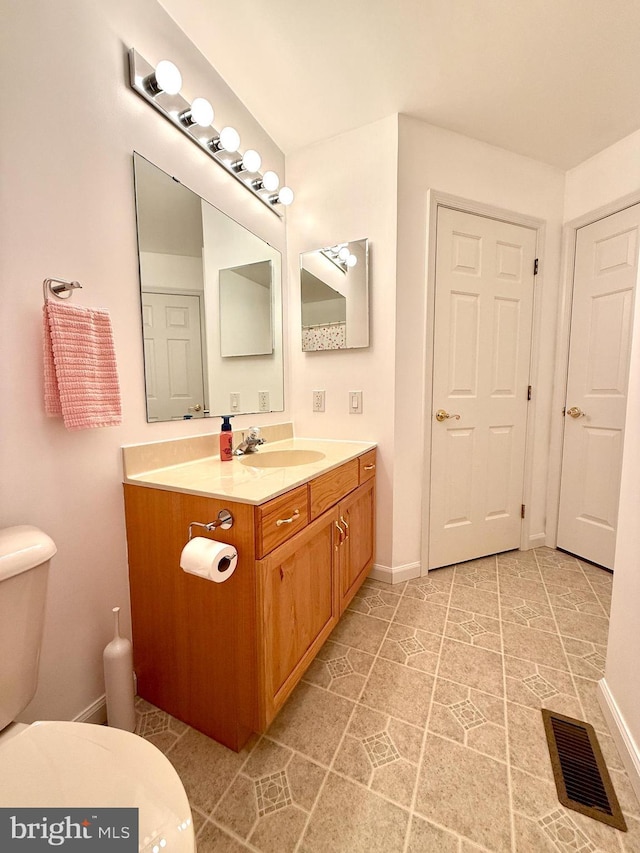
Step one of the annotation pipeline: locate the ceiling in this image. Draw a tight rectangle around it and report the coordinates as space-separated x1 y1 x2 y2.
157 0 640 170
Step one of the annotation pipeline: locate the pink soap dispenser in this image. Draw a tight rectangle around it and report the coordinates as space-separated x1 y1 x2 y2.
220 415 234 461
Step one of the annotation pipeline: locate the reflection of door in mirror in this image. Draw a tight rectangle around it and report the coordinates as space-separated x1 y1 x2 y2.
299 239 369 351
143 292 206 421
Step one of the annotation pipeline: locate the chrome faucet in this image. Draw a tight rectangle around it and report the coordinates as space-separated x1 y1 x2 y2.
233 426 265 455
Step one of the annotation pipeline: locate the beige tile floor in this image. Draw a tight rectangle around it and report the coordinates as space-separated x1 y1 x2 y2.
135 547 640 852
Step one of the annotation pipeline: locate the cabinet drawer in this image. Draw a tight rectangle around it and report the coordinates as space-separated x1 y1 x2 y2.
256 485 309 557
309 459 359 520
359 450 377 483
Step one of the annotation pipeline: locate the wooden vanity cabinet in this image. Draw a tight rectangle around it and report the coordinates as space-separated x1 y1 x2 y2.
124 449 376 751
123 486 260 752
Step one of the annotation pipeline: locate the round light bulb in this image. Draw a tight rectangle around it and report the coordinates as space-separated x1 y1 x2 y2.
261 170 279 192
338 246 350 261
242 149 262 172
189 97 214 127
278 186 294 206
346 254 358 267
219 126 240 152
154 60 182 95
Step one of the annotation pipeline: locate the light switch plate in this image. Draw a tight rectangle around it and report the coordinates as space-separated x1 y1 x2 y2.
349 391 363 414
313 390 325 412
230 392 241 411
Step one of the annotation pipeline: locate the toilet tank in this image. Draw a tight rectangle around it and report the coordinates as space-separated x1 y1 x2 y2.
0 526 56 730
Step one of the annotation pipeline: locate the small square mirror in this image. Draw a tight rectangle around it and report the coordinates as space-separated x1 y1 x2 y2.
300 238 369 351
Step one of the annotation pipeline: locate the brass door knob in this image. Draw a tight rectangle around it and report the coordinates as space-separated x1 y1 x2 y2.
566 406 586 419
188 403 202 412
435 409 461 422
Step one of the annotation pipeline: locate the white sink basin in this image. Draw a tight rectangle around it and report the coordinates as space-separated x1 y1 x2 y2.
239 449 326 468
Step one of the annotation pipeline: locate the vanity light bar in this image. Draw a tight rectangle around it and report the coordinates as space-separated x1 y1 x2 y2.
321 243 358 272
128 49 294 216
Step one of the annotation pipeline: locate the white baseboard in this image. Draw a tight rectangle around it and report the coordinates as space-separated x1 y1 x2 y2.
597 678 640 805
73 694 107 726
528 532 547 549
369 561 421 585
74 672 138 727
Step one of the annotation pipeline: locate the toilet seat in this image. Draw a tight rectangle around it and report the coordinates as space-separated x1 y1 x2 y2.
0 721 195 852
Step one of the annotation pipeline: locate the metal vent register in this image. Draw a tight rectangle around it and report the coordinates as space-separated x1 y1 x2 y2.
542 709 627 831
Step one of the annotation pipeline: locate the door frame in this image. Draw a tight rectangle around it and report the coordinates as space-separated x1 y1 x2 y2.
421 191 546 574
545 189 640 549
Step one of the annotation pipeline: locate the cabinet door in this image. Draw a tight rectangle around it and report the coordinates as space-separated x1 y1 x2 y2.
338 478 376 613
258 509 340 726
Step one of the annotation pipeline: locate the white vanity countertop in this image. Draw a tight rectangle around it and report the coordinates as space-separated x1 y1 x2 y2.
123 437 376 505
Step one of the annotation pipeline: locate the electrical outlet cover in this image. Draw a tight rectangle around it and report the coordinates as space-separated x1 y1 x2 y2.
313 390 325 412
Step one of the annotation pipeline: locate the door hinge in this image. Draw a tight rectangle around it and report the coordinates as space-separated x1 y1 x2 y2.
527 385 532 401
534 258 539 275
521 504 526 519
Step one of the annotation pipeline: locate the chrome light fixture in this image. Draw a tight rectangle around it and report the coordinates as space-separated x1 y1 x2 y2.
321 243 358 271
271 186 294 206
143 59 182 96
252 170 279 192
232 149 262 174
179 97 214 128
208 125 241 154
129 49 294 216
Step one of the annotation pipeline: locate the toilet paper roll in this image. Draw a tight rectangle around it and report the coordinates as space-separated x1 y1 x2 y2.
180 537 238 582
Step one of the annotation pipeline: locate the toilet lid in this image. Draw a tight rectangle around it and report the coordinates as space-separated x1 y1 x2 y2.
0 721 195 853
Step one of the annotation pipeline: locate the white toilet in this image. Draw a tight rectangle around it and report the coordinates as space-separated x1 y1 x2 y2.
0 525 195 853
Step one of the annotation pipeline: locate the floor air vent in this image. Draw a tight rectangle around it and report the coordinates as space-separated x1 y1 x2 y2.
542 709 627 831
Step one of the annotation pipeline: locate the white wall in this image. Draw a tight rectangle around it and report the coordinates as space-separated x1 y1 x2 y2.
564 131 640 793
394 116 566 572
219 270 272 357
286 116 399 570
139 252 204 292
0 0 287 723
302 298 346 327
564 127 640 223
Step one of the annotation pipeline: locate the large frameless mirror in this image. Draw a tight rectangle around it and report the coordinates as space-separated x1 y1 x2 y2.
300 239 369 351
133 153 284 421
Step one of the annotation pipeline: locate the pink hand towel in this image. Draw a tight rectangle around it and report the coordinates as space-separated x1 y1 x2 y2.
43 300 122 430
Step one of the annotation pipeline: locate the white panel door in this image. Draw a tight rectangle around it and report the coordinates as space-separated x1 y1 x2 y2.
557 204 640 569
142 292 205 421
429 207 537 569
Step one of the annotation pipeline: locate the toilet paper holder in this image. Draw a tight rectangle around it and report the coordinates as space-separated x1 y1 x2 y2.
188 509 234 540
